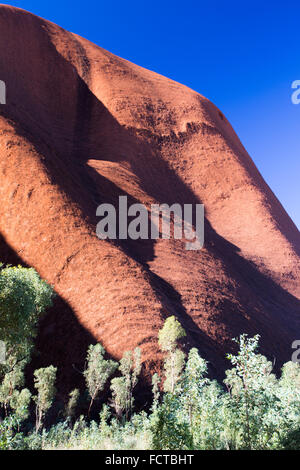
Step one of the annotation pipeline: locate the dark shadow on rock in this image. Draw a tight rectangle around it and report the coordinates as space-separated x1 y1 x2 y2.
0 234 95 400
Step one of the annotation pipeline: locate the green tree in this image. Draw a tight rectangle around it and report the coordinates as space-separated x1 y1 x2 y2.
0 264 54 365
111 348 141 420
10 388 31 428
0 264 54 433
150 393 193 450
180 348 208 428
34 366 57 432
275 361 300 448
224 334 278 449
64 388 80 423
0 357 26 416
151 373 161 411
84 343 118 416
0 261 54 423
110 376 127 419
189 380 226 449
158 316 186 393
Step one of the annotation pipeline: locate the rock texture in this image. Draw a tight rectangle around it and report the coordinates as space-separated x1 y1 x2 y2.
0 5 299 391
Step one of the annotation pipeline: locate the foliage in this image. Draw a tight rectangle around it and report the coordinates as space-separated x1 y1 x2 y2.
64 388 80 422
84 344 117 416
1 288 300 451
150 392 193 450
158 316 186 393
0 264 54 365
0 263 54 440
224 334 280 449
0 414 25 450
34 366 57 432
111 348 141 420
158 315 186 353
151 373 160 410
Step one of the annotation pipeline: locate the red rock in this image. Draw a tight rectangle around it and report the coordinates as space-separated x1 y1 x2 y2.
0 6 299 390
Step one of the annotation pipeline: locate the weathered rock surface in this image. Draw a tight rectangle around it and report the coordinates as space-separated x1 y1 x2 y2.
0 5 299 392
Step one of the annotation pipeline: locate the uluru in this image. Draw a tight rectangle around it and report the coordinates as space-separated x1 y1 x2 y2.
0 4 299 396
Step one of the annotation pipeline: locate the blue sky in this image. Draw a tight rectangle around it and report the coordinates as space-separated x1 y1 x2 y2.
3 1 300 228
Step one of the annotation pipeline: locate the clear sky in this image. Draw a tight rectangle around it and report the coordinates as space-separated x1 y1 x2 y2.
2 1 300 228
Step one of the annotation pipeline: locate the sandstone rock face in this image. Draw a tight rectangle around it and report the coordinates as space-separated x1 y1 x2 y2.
0 5 299 390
